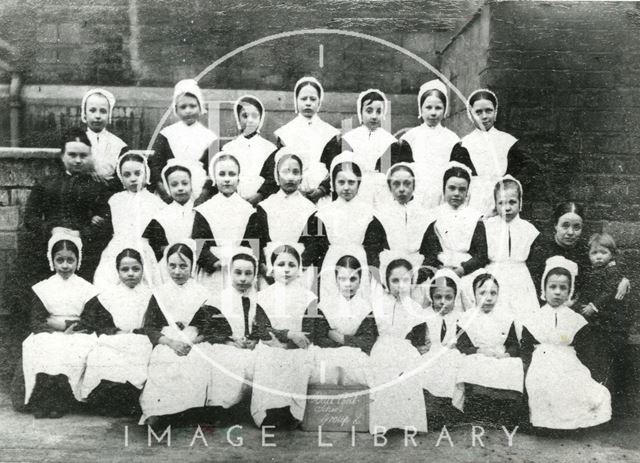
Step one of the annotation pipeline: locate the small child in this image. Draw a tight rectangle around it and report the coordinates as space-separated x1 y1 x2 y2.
149 79 215 202
454 273 524 425
18 233 99 418
222 95 277 205
79 248 153 416
93 152 166 289
139 240 231 426
23 127 111 283
250 244 317 428
81 88 128 182
579 233 628 409
521 256 611 430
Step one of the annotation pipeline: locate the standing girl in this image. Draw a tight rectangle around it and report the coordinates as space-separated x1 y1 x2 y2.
142 160 212 265
419 163 488 310
310 252 377 386
342 89 412 206
81 88 128 182
250 244 317 428
450 89 524 217
368 251 428 433
93 152 166 290
139 240 232 426
149 79 214 201
301 153 389 281
484 175 539 329
521 256 611 430
454 273 524 424
244 148 317 277
195 152 255 297
400 79 460 208
222 95 277 205
79 248 153 416
20 233 99 418
257 76 341 203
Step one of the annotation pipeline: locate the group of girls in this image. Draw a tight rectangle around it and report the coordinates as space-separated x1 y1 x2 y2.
15 76 629 435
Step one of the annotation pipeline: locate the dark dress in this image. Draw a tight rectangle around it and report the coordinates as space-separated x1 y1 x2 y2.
311 310 378 355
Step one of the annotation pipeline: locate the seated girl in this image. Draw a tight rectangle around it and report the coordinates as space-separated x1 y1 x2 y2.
78 248 153 416
418 268 464 427
309 253 378 386
454 273 524 426
521 256 611 430
250 244 317 429
368 251 428 434
93 152 166 290
139 241 231 426
19 233 99 418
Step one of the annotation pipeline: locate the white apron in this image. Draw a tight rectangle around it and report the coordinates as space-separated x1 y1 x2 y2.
86 128 127 179
222 134 276 199
81 283 153 399
22 274 99 403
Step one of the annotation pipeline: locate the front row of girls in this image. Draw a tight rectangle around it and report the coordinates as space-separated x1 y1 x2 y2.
19 229 614 435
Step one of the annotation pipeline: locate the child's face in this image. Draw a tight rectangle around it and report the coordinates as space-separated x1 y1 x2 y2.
239 103 261 135
554 212 583 248
495 186 520 222
589 244 613 268
444 177 468 209
421 94 445 127
362 100 384 131
272 252 299 284
118 256 143 289
120 160 145 192
53 249 77 280
545 274 570 307
277 157 303 194
388 266 412 298
62 141 92 174
231 259 255 293
85 94 110 132
388 169 415 205
475 280 499 313
431 285 456 315
175 94 200 125
167 170 192 204
471 98 496 131
336 266 361 299
167 252 191 285
215 159 240 196
334 169 359 201
297 85 320 119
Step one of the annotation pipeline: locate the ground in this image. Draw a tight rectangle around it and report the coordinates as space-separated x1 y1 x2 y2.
1 323 640 462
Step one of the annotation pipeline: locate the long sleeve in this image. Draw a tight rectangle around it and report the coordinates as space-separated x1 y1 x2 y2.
317 136 342 196
23 180 52 242
243 207 270 266
249 305 273 341
449 142 477 176
300 212 329 269
76 296 117 335
192 211 219 274
142 219 168 261
343 315 378 354
29 292 54 334
142 296 168 346
256 149 279 200
363 217 389 270
406 322 427 348
519 326 538 372
149 134 172 192
460 221 489 276
193 305 233 345
455 326 478 354
504 323 520 358
418 222 441 280
310 310 340 348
